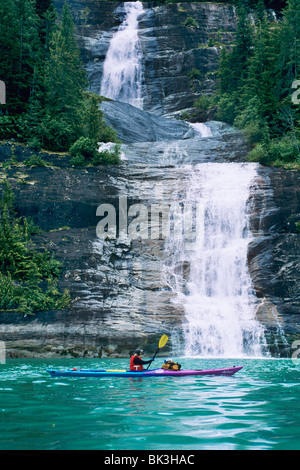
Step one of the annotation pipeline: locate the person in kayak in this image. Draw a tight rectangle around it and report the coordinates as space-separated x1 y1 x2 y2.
130 348 153 371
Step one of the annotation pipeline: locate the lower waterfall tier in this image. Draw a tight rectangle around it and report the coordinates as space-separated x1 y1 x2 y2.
0 102 299 358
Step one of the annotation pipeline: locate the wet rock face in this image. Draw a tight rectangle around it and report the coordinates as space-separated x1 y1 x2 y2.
100 100 194 144
0 111 252 359
1 102 299 358
100 100 251 164
0 159 182 358
53 0 236 115
248 167 300 353
1 129 300 359
139 2 236 115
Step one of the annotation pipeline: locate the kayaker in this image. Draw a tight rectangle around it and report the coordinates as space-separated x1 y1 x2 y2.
130 348 153 371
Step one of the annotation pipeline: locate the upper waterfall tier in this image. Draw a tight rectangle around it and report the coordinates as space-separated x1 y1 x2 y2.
54 0 237 116
100 1 145 109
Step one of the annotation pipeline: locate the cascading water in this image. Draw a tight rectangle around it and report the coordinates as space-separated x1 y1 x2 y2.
98 7 268 356
190 122 213 138
165 159 267 357
100 1 145 109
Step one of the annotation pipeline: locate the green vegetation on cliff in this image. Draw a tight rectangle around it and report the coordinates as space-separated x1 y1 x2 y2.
147 0 287 11
0 181 70 314
206 0 300 168
0 0 119 163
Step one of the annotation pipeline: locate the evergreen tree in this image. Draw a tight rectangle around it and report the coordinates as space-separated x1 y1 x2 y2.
40 2 117 153
0 0 24 114
217 1 253 124
32 2 84 150
43 3 86 121
0 181 70 315
244 10 277 125
216 0 300 165
0 0 119 154
219 2 253 94
0 0 41 115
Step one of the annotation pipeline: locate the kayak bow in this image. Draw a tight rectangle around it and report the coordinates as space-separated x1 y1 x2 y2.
46 366 243 378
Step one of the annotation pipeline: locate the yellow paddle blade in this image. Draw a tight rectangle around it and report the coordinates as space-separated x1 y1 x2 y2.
159 334 168 349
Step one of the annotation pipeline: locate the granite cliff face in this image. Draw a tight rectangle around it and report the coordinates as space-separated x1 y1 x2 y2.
248 168 300 354
0 106 254 358
0 1 299 358
0 101 299 358
53 0 236 116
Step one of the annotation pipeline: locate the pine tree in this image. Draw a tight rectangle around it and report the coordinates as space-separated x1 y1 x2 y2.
12 2 57 145
0 0 41 115
234 1 254 82
44 3 86 121
217 0 299 164
217 1 253 123
277 0 300 147
0 0 23 114
40 2 88 150
243 9 278 130
280 0 300 88
0 181 70 315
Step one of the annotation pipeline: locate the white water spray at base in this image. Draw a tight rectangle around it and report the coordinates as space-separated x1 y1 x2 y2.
165 162 267 358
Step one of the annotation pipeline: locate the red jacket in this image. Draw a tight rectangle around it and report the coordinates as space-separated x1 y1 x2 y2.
130 355 143 371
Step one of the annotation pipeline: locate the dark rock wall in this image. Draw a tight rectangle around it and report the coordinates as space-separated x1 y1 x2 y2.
0 114 253 358
139 2 236 115
53 1 236 115
248 168 300 354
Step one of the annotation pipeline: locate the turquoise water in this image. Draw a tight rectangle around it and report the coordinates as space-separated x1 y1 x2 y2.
1 357 300 450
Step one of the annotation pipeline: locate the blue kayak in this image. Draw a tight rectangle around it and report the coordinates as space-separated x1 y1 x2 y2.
46 366 243 378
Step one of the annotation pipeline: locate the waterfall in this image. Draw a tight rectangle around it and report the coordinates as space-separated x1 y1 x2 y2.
100 1 145 109
98 8 268 356
165 161 267 358
190 122 213 138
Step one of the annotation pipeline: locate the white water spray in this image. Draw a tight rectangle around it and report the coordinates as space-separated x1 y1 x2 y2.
99 9 267 356
100 1 144 109
165 162 266 357
190 122 213 138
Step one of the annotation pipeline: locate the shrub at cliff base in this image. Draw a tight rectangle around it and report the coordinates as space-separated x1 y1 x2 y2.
0 181 70 315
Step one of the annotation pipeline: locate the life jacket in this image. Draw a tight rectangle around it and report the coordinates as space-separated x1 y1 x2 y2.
130 355 143 371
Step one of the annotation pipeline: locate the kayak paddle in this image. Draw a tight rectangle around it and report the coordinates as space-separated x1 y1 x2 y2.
146 334 168 369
